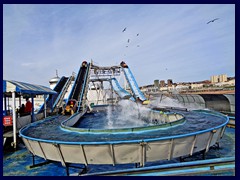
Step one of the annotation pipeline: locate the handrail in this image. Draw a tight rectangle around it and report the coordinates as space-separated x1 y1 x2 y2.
77 63 90 112
52 76 73 111
37 76 67 114
67 66 81 103
81 157 235 176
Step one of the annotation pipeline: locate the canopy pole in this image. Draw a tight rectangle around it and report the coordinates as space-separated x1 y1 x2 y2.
44 94 47 118
12 91 17 149
19 96 21 109
31 95 34 122
7 97 10 111
4 94 7 113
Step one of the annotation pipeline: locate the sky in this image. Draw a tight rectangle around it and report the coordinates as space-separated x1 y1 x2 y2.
3 4 235 87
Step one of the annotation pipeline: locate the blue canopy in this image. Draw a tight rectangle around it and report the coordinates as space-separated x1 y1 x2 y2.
3 80 57 95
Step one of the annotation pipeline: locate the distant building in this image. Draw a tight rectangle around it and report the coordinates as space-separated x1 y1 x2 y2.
211 75 219 83
49 70 60 89
167 79 173 87
228 79 235 86
160 80 165 87
141 84 158 93
219 74 227 82
141 75 234 94
215 79 235 87
176 84 190 90
168 84 176 91
159 87 168 91
49 76 60 90
211 74 227 83
191 83 203 89
154 80 159 88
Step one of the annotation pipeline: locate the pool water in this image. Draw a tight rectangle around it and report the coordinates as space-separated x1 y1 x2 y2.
22 109 227 143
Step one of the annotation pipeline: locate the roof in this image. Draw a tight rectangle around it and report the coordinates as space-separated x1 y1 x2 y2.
49 76 60 83
3 80 57 95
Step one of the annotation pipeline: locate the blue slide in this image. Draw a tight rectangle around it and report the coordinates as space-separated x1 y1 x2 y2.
37 76 69 114
122 67 147 102
110 78 132 99
51 76 72 112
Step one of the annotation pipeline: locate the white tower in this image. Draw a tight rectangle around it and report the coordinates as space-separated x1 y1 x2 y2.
49 70 60 89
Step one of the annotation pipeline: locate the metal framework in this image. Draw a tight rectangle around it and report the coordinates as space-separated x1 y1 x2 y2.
87 63 125 106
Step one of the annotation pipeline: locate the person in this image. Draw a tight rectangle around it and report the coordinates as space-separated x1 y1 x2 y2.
25 98 32 115
120 61 125 66
16 108 19 118
70 101 74 108
6 110 10 115
58 106 63 114
120 61 127 67
19 104 25 117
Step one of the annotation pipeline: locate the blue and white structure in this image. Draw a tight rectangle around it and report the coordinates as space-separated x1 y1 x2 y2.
3 80 57 148
16 61 231 176
122 66 147 102
110 78 132 99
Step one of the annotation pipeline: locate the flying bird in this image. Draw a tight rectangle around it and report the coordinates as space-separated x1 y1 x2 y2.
122 27 127 32
207 18 219 24
127 39 130 43
137 33 139 36
137 45 140 47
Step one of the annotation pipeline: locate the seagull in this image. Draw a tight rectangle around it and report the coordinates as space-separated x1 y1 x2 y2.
137 33 139 36
122 27 127 32
207 18 219 24
127 39 130 43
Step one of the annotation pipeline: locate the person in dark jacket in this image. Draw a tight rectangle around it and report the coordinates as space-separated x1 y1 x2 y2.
19 104 25 117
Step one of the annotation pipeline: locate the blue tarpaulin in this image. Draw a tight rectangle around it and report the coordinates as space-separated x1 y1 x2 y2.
3 80 57 95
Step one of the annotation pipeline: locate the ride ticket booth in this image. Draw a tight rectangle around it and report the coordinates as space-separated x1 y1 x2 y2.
3 80 57 149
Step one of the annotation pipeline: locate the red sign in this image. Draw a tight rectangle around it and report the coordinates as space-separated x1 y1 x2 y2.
3 116 13 126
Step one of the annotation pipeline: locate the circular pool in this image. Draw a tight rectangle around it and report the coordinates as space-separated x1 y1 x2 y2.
20 105 228 167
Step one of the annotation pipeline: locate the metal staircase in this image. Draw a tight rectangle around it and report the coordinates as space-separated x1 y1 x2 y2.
78 62 91 112
52 76 73 113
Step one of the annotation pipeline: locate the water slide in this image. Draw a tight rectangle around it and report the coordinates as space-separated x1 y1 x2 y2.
51 76 73 112
38 76 69 114
67 62 90 112
110 78 132 99
122 66 147 102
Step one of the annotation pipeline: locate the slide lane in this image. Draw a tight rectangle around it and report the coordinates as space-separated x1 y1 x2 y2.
110 78 132 99
38 76 68 114
122 67 146 102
